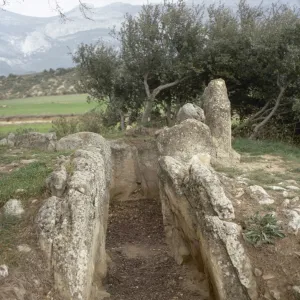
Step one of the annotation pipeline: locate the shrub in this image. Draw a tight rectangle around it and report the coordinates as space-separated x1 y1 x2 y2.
243 213 285 246
52 117 80 138
15 127 36 136
80 111 104 134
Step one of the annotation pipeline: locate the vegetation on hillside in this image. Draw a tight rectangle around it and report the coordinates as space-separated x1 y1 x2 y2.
74 0 300 142
0 68 78 100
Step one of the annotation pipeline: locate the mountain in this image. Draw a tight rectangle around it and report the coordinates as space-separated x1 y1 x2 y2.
0 0 299 76
0 3 141 76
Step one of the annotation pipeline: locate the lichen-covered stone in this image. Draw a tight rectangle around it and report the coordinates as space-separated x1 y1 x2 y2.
176 103 205 123
37 142 111 300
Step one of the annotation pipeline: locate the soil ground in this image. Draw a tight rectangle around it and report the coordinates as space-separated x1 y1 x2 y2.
105 199 211 300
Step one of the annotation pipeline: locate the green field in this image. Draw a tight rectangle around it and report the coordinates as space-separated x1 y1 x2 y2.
0 94 97 117
0 123 52 137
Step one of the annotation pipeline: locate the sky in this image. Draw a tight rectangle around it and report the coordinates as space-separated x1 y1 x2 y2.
4 0 162 17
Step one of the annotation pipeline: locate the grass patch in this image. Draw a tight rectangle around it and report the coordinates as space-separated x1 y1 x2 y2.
0 94 101 117
0 215 21 266
214 165 243 178
0 162 52 206
233 138 300 162
0 149 71 206
0 123 52 137
243 213 285 246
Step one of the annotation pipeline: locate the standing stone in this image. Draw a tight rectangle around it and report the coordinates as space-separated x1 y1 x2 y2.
203 79 239 163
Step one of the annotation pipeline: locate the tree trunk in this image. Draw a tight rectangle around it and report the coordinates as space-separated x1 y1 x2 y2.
166 102 172 126
232 100 270 135
119 111 125 131
141 73 187 125
141 98 154 125
250 86 286 140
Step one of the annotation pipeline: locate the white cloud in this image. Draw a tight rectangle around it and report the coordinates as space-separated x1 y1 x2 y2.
4 0 162 17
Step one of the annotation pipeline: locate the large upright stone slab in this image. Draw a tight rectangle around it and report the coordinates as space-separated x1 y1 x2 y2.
203 79 239 163
37 140 112 300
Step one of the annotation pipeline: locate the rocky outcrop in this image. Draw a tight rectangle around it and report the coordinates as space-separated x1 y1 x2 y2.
0 132 56 150
36 137 111 300
110 140 141 201
176 103 205 123
157 79 256 300
56 132 107 151
110 139 160 200
159 155 257 300
203 79 240 164
157 119 216 163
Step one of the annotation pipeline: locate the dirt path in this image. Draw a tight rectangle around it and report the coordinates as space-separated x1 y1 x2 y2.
105 199 211 300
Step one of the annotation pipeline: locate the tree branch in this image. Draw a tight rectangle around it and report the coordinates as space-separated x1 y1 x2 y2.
233 100 271 134
143 73 151 98
152 77 188 98
250 84 286 139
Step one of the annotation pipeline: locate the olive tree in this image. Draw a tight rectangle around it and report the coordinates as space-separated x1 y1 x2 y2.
73 43 143 130
115 0 206 124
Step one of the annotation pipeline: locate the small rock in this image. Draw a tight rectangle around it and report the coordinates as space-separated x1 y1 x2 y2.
254 268 263 277
0 138 8 146
287 186 300 191
0 265 8 279
292 197 300 204
270 289 281 300
283 191 289 198
292 286 300 297
31 199 38 204
248 185 274 205
269 186 286 191
262 274 275 280
283 199 290 207
17 244 31 253
235 188 245 198
285 180 298 186
3 199 24 217
285 209 300 234
15 189 25 194
20 159 38 164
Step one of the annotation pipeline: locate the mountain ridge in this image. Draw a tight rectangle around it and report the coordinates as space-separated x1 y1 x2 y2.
0 0 299 76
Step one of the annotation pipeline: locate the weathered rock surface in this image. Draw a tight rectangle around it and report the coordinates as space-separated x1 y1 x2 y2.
203 78 240 164
56 132 107 151
36 138 112 300
176 103 205 123
3 199 24 217
285 208 300 234
247 185 274 205
14 132 57 151
157 119 216 163
110 140 141 201
158 80 256 300
0 265 8 279
158 156 257 300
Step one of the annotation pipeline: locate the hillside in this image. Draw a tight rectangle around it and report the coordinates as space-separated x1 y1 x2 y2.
0 68 78 100
0 0 297 76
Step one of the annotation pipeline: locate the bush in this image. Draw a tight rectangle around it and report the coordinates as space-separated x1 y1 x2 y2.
15 127 37 136
80 111 105 134
243 213 285 246
52 117 80 138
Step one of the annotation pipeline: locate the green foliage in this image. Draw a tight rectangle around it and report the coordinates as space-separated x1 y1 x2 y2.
15 127 36 136
79 111 104 133
0 162 53 206
52 117 80 139
243 213 285 246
